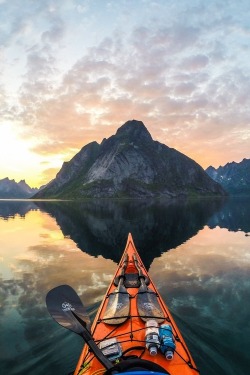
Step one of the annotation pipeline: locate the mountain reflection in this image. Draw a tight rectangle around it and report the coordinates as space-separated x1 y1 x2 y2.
207 197 250 233
0 200 37 218
1 197 250 267
33 198 227 268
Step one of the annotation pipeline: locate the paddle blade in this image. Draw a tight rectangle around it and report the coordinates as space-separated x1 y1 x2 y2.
46 284 91 335
103 283 130 325
137 283 165 323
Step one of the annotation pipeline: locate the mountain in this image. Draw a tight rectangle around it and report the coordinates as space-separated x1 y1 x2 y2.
0 178 39 198
34 120 226 199
206 158 250 195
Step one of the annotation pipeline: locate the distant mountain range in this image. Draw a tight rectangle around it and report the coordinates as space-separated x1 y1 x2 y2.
0 178 39 199
206 158 250 195
34 120 225 199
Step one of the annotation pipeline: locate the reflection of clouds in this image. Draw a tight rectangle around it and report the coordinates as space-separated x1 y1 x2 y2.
0 206 116 305
0 209 117 374
17 242 117 306
149 226 250 373
150 227 250 330
0 279 19 316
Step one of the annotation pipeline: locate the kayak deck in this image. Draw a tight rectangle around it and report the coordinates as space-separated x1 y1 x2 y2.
74 233 198 375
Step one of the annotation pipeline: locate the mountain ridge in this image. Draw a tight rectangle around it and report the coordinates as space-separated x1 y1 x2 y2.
34 120 226 199
206 158 250 195
0 178 39 198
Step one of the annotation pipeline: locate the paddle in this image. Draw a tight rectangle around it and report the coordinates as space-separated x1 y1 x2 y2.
133 254 149 285
114 254 128 286
133 255 165 323
46 285 113 371
102 255 130 325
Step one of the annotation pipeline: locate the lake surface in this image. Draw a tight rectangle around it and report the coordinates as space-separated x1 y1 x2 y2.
0 197 250 375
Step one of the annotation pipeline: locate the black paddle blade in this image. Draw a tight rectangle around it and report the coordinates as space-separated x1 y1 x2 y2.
103 281 130 325
137 280 165 323
46 284 90 335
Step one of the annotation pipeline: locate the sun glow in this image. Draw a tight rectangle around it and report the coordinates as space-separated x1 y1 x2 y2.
0 123 43 187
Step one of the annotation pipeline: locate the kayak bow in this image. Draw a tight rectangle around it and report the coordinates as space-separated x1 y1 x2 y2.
72 233 199 375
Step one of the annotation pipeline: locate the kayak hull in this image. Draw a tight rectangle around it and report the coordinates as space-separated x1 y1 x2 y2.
73 233 198 375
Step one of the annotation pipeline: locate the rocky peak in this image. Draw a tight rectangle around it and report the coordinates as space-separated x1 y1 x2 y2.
18 179 30 189
115 119 153 144
0 177 39 198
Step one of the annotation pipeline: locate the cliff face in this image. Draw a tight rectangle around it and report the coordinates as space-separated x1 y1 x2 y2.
206 158 250 195
35 120 226 198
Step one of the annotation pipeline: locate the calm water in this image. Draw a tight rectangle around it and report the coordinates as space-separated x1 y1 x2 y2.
0 197 250 375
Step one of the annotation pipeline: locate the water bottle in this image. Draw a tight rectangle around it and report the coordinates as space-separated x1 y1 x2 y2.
159 324 176 360
145 319 160 356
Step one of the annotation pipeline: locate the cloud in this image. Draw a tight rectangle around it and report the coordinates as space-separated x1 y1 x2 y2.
37 167 60 186
1 0 249 185
41 18 65 44
180 55 209 71
18 14 250 169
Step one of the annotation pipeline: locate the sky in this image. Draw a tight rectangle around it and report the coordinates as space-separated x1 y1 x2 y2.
0 0 250 188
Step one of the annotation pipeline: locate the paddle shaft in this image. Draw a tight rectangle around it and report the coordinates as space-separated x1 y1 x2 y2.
72 311 114 370
119 255 128 282
133 255 149 284
114 254 128 286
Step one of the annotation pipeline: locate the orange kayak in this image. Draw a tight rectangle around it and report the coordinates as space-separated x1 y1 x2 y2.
73 233 199 375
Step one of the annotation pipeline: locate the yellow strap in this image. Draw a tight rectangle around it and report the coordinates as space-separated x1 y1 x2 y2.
78 365 105 375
